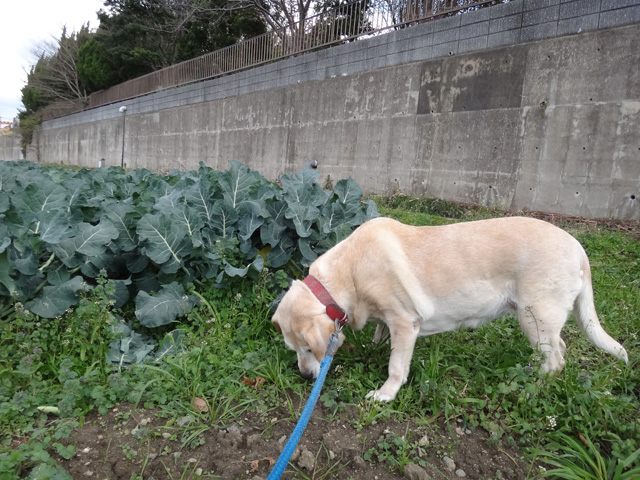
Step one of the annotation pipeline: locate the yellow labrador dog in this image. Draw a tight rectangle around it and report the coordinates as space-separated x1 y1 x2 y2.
272 217 628 401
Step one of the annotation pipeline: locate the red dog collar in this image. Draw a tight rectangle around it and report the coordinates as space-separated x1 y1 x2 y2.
302 275 349 329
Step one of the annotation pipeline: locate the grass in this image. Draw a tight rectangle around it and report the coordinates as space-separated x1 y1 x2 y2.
1 195 639 478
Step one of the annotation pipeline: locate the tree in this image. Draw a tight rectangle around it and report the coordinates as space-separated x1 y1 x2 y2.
26 25 93 106
18 25 94 156
77 0 267 90
77 38 121 92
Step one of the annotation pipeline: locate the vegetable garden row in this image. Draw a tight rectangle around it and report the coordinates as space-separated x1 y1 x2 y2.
0 160 377 360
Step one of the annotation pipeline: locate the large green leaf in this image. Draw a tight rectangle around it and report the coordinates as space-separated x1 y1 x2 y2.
267 234 295 268
74 220 120 256
10 247 39 275
110 278 132 308
281 169 326 238
155 330 186 361
134 282 198 327
153 189 184 212
219 160 262 208
105 203 144 252
12 181 68 220
223 255 264 278
332 177 363 205
184 180 216 224
260 200 288 246
46 262 72 286
238 201 266 241
298 237 318 264
172 206 205 248
37 211 72 244
210 199 239 239
137 213 192 273
319 202 349 234
0 224 10 253
108 321 156 367
0 251 17 294
285 203 321 238
281 169 326 208
25 276 88 318
0 191 9 213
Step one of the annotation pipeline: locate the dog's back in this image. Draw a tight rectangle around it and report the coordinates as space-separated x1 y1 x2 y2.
321 216 628 372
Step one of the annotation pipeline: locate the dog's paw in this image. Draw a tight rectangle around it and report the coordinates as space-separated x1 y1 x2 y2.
366 389 394 402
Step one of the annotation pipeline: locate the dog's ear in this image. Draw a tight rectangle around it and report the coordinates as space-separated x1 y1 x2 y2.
271 317 282 333
304 322 334 362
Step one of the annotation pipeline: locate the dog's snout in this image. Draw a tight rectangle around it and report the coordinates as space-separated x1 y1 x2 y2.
299 371 314 381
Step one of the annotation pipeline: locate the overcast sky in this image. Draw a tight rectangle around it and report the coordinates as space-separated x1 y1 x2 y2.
0 0 104 122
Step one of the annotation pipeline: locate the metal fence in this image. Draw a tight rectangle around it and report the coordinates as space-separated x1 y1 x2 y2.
85 0 493 110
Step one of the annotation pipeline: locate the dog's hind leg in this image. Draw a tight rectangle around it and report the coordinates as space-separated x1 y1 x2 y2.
367 316 420 402
372 323 390 344
518 305 568 374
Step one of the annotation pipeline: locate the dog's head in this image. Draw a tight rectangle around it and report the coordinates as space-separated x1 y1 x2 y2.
272 280 345 379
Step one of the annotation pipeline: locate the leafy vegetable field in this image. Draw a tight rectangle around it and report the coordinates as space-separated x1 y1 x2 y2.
0 160 376 363
1 161 639 480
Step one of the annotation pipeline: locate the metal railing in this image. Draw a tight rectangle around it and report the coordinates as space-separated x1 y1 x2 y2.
85 0 493 111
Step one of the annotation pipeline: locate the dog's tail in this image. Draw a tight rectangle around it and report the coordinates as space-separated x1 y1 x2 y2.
574 258 628 364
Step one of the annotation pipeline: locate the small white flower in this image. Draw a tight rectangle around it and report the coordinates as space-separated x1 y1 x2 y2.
545 415 557 430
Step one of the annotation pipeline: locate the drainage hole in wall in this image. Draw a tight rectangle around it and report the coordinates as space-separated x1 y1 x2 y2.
631 195 636 200
575 192 580 196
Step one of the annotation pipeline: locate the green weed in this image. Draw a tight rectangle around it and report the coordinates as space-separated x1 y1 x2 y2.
363 427 426 474
529 431 640 480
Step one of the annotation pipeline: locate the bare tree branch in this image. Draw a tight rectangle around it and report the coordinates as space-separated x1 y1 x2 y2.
28 27 90 105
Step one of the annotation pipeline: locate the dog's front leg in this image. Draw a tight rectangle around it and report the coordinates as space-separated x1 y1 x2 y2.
366 318 419 402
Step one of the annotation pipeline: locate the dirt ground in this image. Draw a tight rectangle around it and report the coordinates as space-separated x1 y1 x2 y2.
52 397 539 480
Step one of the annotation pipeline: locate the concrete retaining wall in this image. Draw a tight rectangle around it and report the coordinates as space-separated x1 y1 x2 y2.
27 0 640 219
0 133 23 161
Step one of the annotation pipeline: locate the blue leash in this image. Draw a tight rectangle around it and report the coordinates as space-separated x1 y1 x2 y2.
266 333 340 480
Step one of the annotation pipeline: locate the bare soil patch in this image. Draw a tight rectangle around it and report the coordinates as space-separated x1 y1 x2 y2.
54 399 536 480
